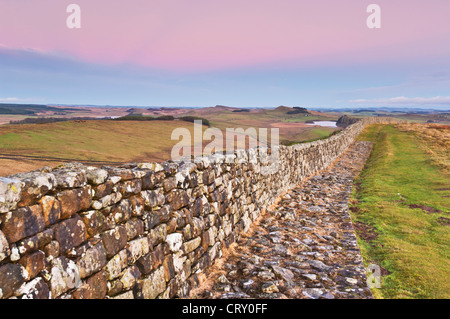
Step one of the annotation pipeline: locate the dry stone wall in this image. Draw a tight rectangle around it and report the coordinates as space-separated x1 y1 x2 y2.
0 117 403 299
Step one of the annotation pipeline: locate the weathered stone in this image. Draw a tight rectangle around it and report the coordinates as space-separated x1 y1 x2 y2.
15 172 57 206
81 210 106 237
16 277 50 299
43 240 60 258
261 282 279 293
92 180 114 199
140 189 165 208
111 198 133 224
149 224 167 247
103 249 128 280
112 290 134 299
1 205 45 243
135 253 153 275
16 228 53 256
163 177 177 192
183 237 201 254
101 225 128 258
307 260 332 272
73 270 108 299
57 187 91 219
203 169 215 185
271 265 295 282
86 167 108 185
126 237 150 265
128 195 145 217
124 218 144 240
140 266 166 299
91 192 122 210
0 263 27 299
76 242 107 279
0 230 10 262
49 256 81 298
163 254 175 282
166 232 183 253
53 215 87 253
167 189 190 210
120 265 141 290
39 195 61 226
142 171 156 190
117 179 142 197
150 244 165 270
19 250 46 280
258 270 275 281
0 177 23 213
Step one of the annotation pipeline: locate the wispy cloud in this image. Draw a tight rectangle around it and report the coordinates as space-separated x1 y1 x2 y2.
0 97 43 103
349 96 450 106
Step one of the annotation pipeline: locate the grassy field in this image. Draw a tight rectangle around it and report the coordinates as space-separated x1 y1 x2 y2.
0 106 341 176
0 120 205 176
351 124 450 298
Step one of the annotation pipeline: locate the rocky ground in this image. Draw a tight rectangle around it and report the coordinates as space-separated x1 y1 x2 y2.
191 141 374 299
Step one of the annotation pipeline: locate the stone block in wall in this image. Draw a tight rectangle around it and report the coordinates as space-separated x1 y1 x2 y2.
111 198 133 224
1 205 45 244
154 204 172 224
92 180 114 199
142 171 156 190
119 265 141 291
57 186 91 219
76 242 108 279
166 232 183 253
116 179 142 197
39 195 61 227
49 256 81 298
0 263 27 299
167 189 190 211
103 249 128 280
19 250 46 281
126 237 150 265
139 266 166 299
0 177 23 213
202 169 215 185
128 195 145 217
14 172 57 207
104 167 135 181
149 169 163 185
53 169 87 189
124 218 144 240
43 240 60 259
53 215 87 253
163 254 175 282
81 210 107 237
163 177 177 192
101 225 128 258
135 253 153 276
91 192 122 210
15 276 50 299
85 167 108 186
183 237 201 254
73 270 108 299
0 230 10 262
148 224 167 247
140 189 165 208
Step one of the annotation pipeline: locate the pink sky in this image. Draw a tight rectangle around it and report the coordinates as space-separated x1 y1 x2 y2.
1 0 450 71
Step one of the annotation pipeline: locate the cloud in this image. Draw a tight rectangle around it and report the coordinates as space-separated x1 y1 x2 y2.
349 96 450 106
0 97 43 103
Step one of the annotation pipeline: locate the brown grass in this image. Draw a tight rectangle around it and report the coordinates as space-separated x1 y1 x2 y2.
396 123 450 174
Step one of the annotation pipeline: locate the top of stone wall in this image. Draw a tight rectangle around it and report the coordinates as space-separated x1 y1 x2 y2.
0 116 405 214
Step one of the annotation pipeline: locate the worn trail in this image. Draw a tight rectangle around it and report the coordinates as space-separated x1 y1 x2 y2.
191 141 374 299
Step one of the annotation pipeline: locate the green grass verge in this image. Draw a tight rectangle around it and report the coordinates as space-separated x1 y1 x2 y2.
351 124 450 299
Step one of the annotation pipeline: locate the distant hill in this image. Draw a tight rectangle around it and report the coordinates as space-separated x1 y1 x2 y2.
0 103 81 115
